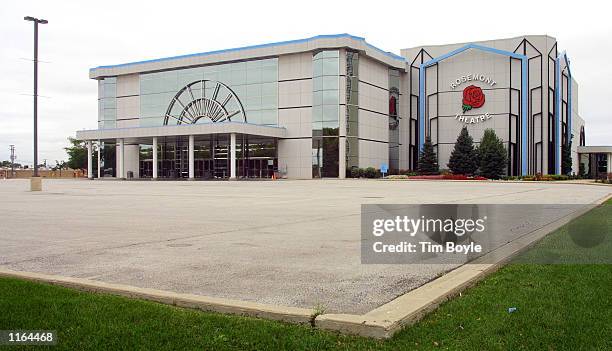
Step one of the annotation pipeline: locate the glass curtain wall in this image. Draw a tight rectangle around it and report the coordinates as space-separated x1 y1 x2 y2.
98 78 117 129
139 144 153 178
389 69 400 171
237 136 277 178
139 59 278 127
312 51 340 178
346 51 359 174
99 141 116 177
138 135 277 180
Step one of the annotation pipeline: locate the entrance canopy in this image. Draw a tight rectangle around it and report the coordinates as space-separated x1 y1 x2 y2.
77 122 286 180
577 146 612 179
76 122 286 142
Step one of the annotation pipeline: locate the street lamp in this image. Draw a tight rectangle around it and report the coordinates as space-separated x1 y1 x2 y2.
24 16 47 191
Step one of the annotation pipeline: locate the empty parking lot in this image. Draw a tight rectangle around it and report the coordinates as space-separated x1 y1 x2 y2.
0 179 609 313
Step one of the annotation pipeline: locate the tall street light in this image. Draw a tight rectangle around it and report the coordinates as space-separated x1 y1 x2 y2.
24 16 48 184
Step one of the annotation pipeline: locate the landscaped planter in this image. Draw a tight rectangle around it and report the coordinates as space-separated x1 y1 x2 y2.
386 174 488 180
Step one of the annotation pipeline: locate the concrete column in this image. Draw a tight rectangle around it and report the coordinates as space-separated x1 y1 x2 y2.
118 138 125 179
188 135 195 180
339 136 346 179
230 133 237 179
608 153 612 175
152 137 158 180
87 140 93 179
97 140 101 179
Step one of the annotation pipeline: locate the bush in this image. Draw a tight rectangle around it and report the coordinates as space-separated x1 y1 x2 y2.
363 167 378 178
417 136 439 175
448 126 479 176
398 169 417 176
387 175 409 180
562 141 572 175
579 163 586 178
477 129 507 179
349 167 360 178
550 174 569 181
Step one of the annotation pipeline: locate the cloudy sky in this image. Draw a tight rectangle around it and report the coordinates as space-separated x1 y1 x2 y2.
1 0 610 164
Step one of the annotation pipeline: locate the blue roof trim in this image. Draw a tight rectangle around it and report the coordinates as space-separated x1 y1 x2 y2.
80 121 287 133
90 34 405 72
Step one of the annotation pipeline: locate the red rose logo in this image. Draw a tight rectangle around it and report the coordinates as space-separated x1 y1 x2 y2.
462 85 485 112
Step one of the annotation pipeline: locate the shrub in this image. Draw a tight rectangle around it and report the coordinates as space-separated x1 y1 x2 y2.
350 167 360 178
387 175 409 180
477 129 507 179
417 136 439 175
398 169 417 176
363 167 378 178
579 163 586 178
561 141 572 175
550 174 569 181
448 126 479 176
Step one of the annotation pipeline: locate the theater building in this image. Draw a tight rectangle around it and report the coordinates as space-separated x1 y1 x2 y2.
77 34 585 179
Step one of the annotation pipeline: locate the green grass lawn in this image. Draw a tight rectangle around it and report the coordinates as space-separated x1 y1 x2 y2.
1 201 610 350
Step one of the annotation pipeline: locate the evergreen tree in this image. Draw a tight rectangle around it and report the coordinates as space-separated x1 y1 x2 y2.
417 136 439 175
561 141 572 175
477 129 507 179
448 127 479 175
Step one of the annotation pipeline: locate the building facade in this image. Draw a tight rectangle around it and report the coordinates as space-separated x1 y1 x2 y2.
77 34 584 179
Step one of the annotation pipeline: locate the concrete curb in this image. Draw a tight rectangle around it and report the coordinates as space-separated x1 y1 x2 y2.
380 178 611 186
316 194 611 338
0 268 313 325
0 194 609 339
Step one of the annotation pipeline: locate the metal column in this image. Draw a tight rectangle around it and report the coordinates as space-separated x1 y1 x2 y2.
87 141 93 179
188 135 195 180
230 133 237 179
97 140 101 179
118 138 125 179
152 137 158 179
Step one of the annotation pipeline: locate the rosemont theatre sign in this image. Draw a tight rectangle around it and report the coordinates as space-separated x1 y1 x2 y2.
451 73 496 124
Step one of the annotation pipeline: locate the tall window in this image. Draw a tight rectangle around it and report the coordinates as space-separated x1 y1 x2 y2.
98 77 116 129
346 51 359 171
312 51 339 178
389 69 400 170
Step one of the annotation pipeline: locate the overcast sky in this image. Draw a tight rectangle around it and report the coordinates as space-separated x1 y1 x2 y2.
1 0 610 164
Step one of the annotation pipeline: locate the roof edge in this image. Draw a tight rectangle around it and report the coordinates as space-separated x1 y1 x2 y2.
89 33 405 77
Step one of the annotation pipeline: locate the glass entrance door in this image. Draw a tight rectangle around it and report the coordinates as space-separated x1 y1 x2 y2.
142 135 278 180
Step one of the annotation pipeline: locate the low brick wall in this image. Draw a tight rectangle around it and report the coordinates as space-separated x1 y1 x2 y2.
0 169 86 179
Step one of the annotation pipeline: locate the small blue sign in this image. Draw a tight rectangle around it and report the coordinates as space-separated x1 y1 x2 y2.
380 163 388 174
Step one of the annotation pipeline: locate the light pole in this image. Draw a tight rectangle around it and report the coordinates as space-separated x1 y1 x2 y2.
9 145 16 178
24 16 47 190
